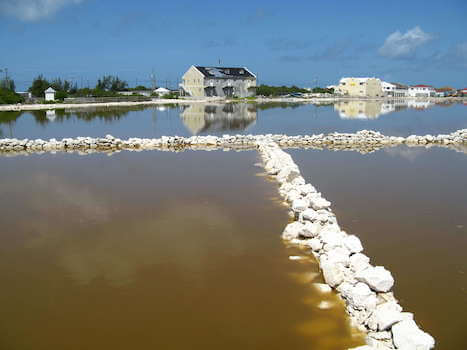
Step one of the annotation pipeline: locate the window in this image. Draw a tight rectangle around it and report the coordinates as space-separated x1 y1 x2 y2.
359 82 364 85
341 82 346 85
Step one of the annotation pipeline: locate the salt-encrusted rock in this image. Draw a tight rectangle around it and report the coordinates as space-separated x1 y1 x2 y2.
282 222 305 240
306 238 323 251
324 246 351 266
301 208 319 221
301 221 321 238
321 261 345 287
291 198 309 212
356 266 394 292
344 234 364 253
320 226 345 248
309 196 331 210
370 302 403 331
277 166 301 184
392 319 435 350
297 183 316 195
343 282 378 311
350 253 371 273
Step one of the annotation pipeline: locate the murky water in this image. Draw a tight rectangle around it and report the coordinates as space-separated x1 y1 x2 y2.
290 146 467 350
0 151 363 350
0 100 466 140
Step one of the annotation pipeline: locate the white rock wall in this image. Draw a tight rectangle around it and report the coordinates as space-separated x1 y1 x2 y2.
257 141 435 350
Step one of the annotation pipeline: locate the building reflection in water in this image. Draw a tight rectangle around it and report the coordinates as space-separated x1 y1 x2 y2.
334 99 434 119
180 103 257 135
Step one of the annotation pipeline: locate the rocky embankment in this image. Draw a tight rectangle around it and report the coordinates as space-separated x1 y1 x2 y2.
0 129 466 157
257 141 435 350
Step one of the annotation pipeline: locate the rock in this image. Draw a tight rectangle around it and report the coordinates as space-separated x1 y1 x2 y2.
324 246 351 266
306 238 323 251
356 266 394 292
301 221 321 238
320 226 345 249
392 320 435 350
343 282 377 311
302 208 319 221
282 222 305 240
321 261 345 288
344 234 364 253
291 198 309 212
310 196 331 210
350 253 371 273
371 302 403 331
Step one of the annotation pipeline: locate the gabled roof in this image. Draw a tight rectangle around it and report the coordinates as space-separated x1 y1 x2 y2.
194 66 255 79
45 87 56 93
411 84 433 88
390 82 408 89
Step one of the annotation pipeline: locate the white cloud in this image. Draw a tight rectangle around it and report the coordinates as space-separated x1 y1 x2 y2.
379 26 433 58
0 0 84 21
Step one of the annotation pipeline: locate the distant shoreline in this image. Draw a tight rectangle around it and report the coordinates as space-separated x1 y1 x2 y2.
0 96 465 112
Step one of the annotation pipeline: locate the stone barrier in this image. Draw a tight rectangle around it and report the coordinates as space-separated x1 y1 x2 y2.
0 129 466 157
257 141 435 350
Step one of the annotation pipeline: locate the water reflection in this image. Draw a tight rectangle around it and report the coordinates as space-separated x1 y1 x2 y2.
334 100 435 119
0 100 465 139
180 103 257 134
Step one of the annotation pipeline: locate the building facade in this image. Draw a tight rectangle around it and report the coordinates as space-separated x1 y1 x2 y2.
179 66 257 98
336 77 383 97
44 87 56 101
408 85 435 97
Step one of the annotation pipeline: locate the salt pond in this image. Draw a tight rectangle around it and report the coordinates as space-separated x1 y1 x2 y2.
0 150 363 350
290 146 467 350
0 101 466 140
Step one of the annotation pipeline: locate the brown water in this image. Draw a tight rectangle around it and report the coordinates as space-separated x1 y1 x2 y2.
290 146 467 350
0 151 363 350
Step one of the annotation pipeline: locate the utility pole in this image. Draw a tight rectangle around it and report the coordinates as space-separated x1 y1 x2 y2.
150 70 157 90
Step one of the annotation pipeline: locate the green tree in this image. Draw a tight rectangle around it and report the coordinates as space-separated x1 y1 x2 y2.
96 75 128 91
0 78 15 91
0 88 24 104
28 75 50 97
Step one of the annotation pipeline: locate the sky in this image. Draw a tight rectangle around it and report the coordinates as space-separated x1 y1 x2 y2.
1 0 466 91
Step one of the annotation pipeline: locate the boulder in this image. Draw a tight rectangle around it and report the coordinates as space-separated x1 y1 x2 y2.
291 198 309 212
324 246 351 266
350 253 371 273
302 208 319 221
282 222 305 240
306 238 323 251
310 196 331 210
301 221 321 238
344 235 364 254
391 319 435 350
343 282 377 311
356 266 394 292
371 302 403 331
321 261 345 287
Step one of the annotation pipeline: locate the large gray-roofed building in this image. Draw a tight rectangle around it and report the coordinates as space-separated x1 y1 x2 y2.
179 65 257 98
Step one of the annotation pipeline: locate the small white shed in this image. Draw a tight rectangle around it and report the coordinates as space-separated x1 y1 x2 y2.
45 87 56 101
154 87 170 96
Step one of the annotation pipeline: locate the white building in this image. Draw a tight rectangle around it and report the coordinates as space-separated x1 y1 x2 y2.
408 85 435 97
44 87 56 101
382 82 408 97
155 87 171 96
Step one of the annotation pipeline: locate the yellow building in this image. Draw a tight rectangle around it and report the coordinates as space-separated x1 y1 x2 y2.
336 77 383 97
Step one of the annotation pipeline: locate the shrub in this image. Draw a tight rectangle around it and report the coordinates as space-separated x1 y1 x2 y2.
0 88 24 104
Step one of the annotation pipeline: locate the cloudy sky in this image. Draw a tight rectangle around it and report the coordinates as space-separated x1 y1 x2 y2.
1 0 466 90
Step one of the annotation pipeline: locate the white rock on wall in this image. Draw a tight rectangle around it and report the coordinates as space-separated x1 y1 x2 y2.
344 282 377 311
282 222 305 240
343 234 364 254
391 319 435 350
371 301 403 331
350 253 371 273
356 266 394 292
321 261 345 287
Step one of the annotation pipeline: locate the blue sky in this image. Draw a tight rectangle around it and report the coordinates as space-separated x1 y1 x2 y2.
1 0 466 90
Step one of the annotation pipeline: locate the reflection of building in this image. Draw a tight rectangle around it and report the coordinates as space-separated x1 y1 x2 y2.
334 100 410 119
336 77 383 97
46 110 56 121
407 100 434 109
180 104 257 134
179 66 257 98
334 101 385 119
